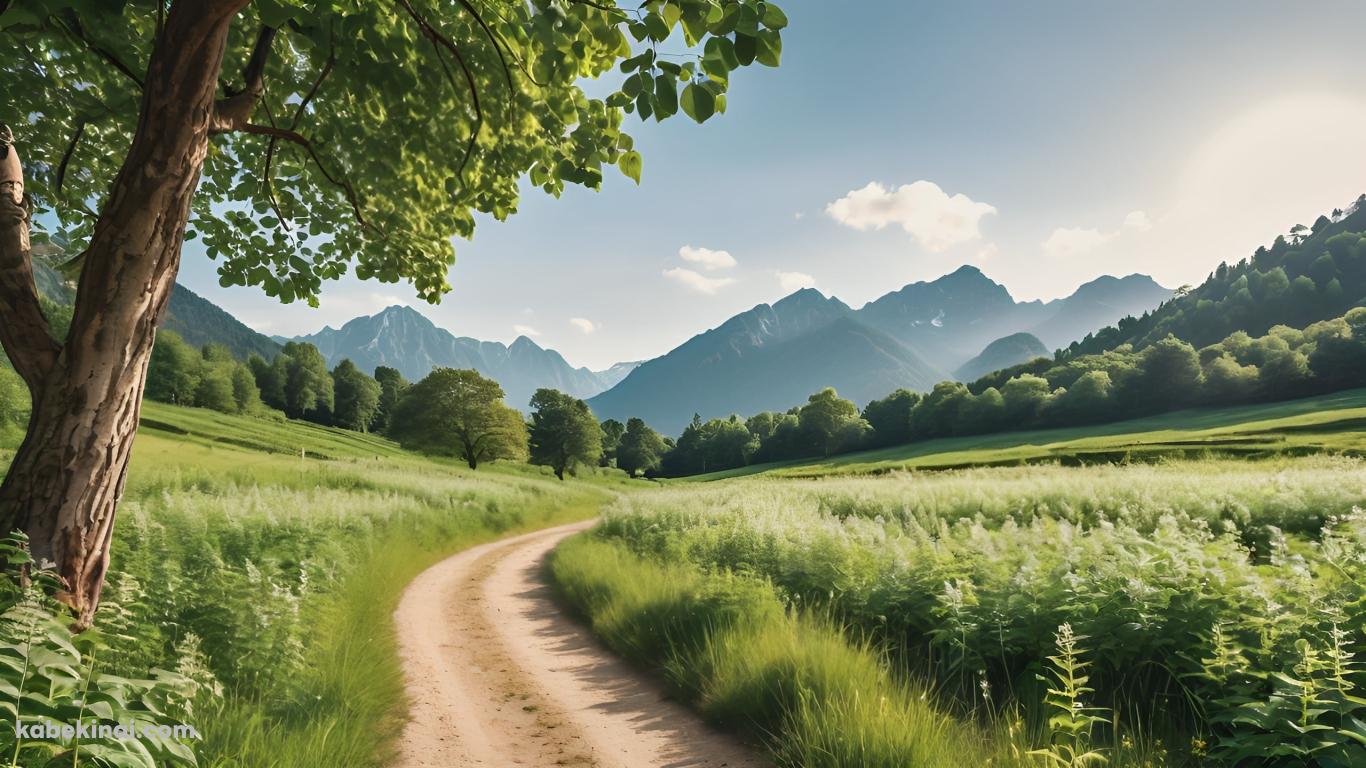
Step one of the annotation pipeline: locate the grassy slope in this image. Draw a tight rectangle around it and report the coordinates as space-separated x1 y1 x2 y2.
693 387 1366 480
2 402 620 768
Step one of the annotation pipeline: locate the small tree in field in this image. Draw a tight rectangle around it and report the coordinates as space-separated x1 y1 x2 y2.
0 0 785 626
528 388 603 480
388 368 526 469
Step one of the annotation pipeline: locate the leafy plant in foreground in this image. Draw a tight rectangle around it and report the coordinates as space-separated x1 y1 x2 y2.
1030 624 1110 767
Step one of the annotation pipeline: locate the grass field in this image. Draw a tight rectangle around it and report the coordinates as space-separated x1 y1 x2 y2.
693 387 1366 480
0 402 618 768
556 419 1366 765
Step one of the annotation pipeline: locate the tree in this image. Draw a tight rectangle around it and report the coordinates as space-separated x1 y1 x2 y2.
616 417 667 477
600 418 625 467
229 363 260 414
1002 375 1052 428
1050 371 1112 425
798 388 865 456
0 0 785 625
371 366 410 433
389 368 526 469
194 366 237 413
331 359 381 432
1123 336 1202 413
280 342 333 422
145 331 202 405
528 389 603 480
861 389 919 447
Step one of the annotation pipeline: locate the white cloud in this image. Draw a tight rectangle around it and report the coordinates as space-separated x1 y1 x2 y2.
825 180 997 252
976 243 999 261
776 271 816 292
664 267 736 295
678 245 737 271
368 293 410 308
569 317 597 334
793 212 805 220
513 324 541 337
1041 227 1113 259
1042 209 1153 260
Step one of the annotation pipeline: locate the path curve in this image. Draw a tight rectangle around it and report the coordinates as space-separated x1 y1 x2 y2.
392 520 767 768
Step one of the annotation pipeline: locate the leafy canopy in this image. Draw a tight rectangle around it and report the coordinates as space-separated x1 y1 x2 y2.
0 0 786 303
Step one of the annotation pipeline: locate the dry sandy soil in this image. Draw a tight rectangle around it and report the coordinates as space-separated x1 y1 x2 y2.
392 520 768 768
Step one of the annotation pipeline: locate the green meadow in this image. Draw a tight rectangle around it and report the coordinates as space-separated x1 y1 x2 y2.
0 402 614 768
691 387 1366 480
552 393 1366 767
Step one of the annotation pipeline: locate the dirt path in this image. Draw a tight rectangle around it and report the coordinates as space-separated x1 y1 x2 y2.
392 520 768 768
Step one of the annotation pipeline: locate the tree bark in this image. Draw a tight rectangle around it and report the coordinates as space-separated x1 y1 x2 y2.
0 0 247 629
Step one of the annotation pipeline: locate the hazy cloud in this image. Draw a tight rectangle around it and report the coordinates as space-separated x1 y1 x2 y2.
678 245 737 271
776 271 817 291
1041 227 1113 259
569 317 597 334
1042 209 1152 259
664 267 736 295
826 180 997 252
513 324 541 337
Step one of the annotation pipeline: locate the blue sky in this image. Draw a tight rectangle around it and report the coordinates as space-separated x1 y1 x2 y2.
179 0 1366 370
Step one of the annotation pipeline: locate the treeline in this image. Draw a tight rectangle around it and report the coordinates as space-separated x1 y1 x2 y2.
142 333 611 479
1069 202 1366 357
638 307 1366 477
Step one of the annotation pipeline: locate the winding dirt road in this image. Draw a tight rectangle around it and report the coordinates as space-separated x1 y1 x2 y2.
392 520 767 768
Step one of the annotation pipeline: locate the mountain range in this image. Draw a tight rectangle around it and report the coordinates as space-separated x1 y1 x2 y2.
587 267 1171 434
285 305 638 408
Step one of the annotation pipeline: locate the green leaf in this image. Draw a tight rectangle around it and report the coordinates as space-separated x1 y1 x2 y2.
756 29 782 67
654 73 678 119
762 3 789 30
618 151 642 183
680 83 716 123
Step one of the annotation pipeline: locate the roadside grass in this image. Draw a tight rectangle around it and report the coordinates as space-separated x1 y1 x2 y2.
690 387 1366 480
3 402 614 767
548 534 1016 768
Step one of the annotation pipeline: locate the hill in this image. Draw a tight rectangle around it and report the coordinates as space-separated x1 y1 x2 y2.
288 304 620 407
1068 196 1366 356
688 387 1366 480
954 332 1049 381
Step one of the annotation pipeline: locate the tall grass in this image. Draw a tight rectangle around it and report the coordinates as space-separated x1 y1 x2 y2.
2 403 614 767
579 457 1366 765
550 535 1019 767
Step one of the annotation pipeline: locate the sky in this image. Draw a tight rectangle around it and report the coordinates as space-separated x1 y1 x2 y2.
177 0 1366 371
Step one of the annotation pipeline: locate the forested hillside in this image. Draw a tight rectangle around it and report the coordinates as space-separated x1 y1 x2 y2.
1068 196 1366 356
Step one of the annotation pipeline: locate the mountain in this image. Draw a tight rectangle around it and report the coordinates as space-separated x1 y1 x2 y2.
587 268 1172 436
1068 196 1366 356
288 305 616 407
592 361 642 390
854 265 1039 372
954 332 1050 382
850 266 1173 371
586 289 944 435
30 258 280 360
1023 274 1175 350
161 285 282 360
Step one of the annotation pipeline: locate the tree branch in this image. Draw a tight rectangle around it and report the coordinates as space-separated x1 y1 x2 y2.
393 0 483 191
210 25 276 133
54 121 87 195
241 123 369 230
53 10 145 88
0 130 59 390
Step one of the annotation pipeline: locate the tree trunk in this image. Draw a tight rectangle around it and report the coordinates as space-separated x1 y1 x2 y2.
0 0 246 629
